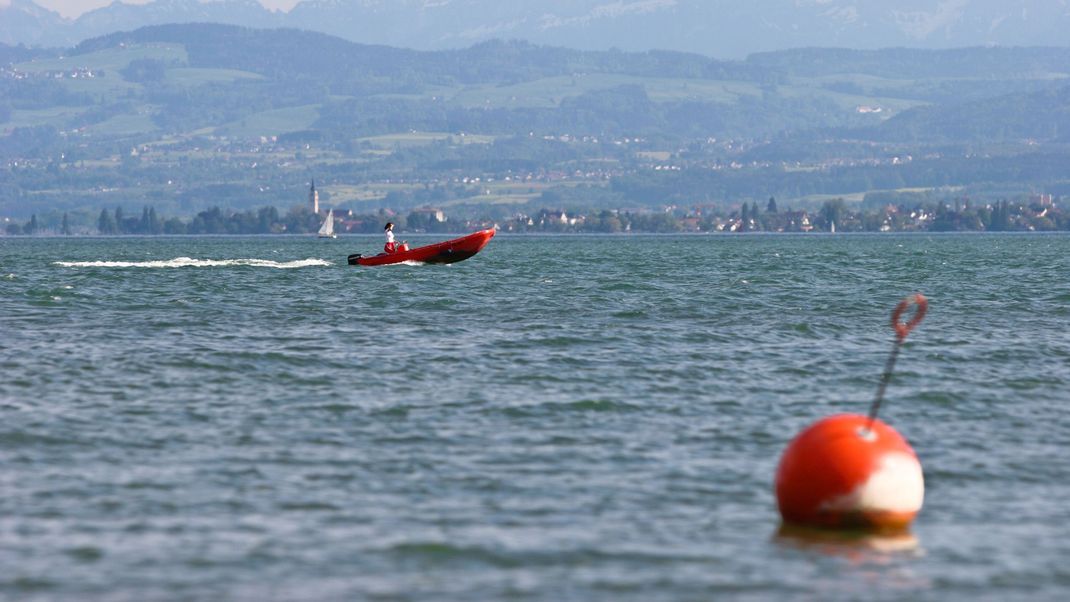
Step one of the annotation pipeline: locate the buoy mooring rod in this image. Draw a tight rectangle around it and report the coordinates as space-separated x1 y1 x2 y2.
866 293 928 431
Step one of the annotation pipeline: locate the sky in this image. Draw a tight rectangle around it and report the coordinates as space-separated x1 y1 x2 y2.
15 0 302 19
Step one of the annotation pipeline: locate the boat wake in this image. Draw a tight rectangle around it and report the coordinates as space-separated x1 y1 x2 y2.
54 257 332 269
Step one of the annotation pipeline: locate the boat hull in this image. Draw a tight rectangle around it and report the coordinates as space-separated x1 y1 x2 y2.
347 229 495 266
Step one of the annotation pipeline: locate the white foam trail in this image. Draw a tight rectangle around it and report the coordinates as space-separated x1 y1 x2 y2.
55 257 332 269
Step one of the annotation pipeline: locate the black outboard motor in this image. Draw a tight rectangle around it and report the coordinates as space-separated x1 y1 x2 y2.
347 254 362 265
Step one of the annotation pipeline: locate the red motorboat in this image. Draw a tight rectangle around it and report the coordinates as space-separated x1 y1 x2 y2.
347 229 495 266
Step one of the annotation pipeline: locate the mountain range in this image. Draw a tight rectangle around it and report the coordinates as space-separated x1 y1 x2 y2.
3 0 1070 57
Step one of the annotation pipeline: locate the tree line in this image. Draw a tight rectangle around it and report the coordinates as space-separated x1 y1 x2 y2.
7 197 1068 236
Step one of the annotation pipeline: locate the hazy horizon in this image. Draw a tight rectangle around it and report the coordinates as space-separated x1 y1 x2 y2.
6 0 301 19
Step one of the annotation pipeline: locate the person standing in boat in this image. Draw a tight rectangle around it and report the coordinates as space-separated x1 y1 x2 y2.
384 222 397 253
384 222 407 253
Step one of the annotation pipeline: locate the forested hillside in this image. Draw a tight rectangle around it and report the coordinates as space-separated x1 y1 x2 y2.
3 25 1070 226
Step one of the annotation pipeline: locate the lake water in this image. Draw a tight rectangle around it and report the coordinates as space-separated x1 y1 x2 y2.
2 233 1069 601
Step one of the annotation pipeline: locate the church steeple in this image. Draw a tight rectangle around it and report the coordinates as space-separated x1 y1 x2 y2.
309 179 319 214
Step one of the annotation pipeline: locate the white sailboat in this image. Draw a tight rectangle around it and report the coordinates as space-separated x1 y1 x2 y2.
317 210 336 238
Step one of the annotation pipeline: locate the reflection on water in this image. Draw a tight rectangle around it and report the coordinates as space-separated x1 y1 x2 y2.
773 524 934 597
774 523 923 562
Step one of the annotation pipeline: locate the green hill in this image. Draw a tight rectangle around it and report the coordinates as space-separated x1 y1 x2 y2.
880 84 1070 143
4 25 1070 220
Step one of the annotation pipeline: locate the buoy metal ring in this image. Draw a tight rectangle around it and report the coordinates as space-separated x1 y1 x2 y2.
891 293 927 341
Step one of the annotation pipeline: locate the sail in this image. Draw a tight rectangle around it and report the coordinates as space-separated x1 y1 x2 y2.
318 210 335 237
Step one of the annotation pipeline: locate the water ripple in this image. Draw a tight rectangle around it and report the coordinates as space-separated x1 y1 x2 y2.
2 233 1069 601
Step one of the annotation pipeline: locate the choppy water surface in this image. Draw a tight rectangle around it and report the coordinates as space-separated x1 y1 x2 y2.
2 234 1069 601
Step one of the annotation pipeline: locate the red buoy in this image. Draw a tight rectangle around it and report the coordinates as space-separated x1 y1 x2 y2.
775 294 928 533
775 414 923 532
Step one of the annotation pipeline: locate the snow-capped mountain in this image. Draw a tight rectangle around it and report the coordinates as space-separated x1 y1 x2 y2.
1 0 281 48
3 0 1069 56
0 0 68 47
72 0 282 41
